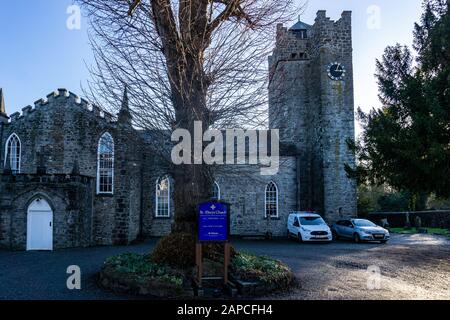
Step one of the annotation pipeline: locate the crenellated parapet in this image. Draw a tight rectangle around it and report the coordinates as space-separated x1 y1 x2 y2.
310 10 352 57
269 10 352 76
7 88 115 124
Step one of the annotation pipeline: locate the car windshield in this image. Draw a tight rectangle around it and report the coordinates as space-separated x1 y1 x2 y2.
353 219 376 227
300 217 326 226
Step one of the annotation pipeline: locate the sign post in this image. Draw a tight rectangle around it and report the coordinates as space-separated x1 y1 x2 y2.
196 200 231 288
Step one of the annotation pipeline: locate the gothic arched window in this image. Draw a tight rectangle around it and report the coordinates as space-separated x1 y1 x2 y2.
97 132 114 194
156 176 171 217
212 181 221 200
265 181 278 218
5 133 21 174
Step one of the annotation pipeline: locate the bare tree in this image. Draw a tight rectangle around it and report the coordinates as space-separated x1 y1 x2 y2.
78 0 301 234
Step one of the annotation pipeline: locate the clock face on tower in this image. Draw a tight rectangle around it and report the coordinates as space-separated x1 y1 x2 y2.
327 62 346 80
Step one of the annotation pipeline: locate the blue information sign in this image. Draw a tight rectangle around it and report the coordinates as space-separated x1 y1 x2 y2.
198 201 229 242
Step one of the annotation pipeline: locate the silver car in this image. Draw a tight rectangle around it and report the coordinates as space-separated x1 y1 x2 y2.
331 219 390 243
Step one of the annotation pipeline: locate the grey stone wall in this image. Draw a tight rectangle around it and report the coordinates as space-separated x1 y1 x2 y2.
0 89 144 248
141 156 174 238
139 157 298 238
313 11 357 222
1 90 114 175
369 211 450 229
268 11 357 222
217 157 298 237
0 174 93 250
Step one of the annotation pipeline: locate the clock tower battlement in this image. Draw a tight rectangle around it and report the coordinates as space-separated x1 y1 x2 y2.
268 10 356 222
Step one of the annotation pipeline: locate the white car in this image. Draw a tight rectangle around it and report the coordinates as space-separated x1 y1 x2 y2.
287 212 332 242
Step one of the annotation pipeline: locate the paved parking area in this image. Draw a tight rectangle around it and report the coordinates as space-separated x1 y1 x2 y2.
238 234 450 300
0 241 154 300
0 234 449 300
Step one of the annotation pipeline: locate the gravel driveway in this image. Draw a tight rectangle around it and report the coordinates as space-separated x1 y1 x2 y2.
0 234 449 300
235 234 450 300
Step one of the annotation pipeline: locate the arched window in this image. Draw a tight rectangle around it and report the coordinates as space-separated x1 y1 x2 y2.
5 133 21 174
156 176 171 217
265 181 278 218
97 132 114 194
212 181 221 200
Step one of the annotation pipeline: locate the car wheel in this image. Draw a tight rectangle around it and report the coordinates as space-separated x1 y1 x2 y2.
287 230 291 240
298 232 303 243
332 231 339 240
353 233 361 243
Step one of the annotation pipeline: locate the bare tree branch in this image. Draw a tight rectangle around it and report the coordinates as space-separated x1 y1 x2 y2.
128 0 142 16
78 0 304 233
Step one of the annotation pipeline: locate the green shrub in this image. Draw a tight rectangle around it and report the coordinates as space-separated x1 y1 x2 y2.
151 232 238 269
102 250 295 297
104 253 183 287
231 252 294 288
151 233 197 269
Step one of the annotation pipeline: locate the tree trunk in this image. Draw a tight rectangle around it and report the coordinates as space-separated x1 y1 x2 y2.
170 72 213 235
147 0 216 235
172 163 213 234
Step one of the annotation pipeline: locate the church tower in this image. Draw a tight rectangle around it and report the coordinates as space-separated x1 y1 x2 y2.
268 11 357 221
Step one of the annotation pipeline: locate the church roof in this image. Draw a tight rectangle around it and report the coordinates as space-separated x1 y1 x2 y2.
290 20 312 30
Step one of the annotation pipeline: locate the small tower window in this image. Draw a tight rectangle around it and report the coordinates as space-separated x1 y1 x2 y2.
300 29 308 39
293 29 308 39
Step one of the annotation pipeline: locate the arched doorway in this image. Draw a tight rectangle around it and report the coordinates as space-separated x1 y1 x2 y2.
27 198 53 251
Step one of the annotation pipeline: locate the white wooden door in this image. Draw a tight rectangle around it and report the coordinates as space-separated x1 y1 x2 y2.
27 199 53 251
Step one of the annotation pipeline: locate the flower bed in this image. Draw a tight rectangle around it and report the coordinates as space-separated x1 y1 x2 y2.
99 253 190 298
99 249 296 298
230 252 295 296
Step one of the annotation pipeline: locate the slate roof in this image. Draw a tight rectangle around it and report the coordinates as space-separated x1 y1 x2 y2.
290 20 312 31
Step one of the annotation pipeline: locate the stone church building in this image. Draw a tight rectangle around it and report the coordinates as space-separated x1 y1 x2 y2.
0 11 356 251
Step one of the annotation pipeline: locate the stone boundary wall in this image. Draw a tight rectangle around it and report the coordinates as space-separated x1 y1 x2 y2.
368 211 450 228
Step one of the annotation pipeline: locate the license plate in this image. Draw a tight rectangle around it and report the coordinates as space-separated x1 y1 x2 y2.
316 235 328 239
374 235 383 239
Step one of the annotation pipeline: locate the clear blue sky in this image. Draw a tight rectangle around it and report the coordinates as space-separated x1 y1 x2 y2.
0 0 92 114
0 0 423 123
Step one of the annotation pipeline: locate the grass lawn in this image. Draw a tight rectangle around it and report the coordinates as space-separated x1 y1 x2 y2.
390 227 450 237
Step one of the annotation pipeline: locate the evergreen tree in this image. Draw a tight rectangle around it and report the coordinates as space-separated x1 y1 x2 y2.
348 0 450 201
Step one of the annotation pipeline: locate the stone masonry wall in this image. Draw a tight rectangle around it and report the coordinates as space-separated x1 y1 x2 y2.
0 174 93 250
268 11 357 222
217 157 298 237
312 11 357 221
0 89 143 247
140 156 298 238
